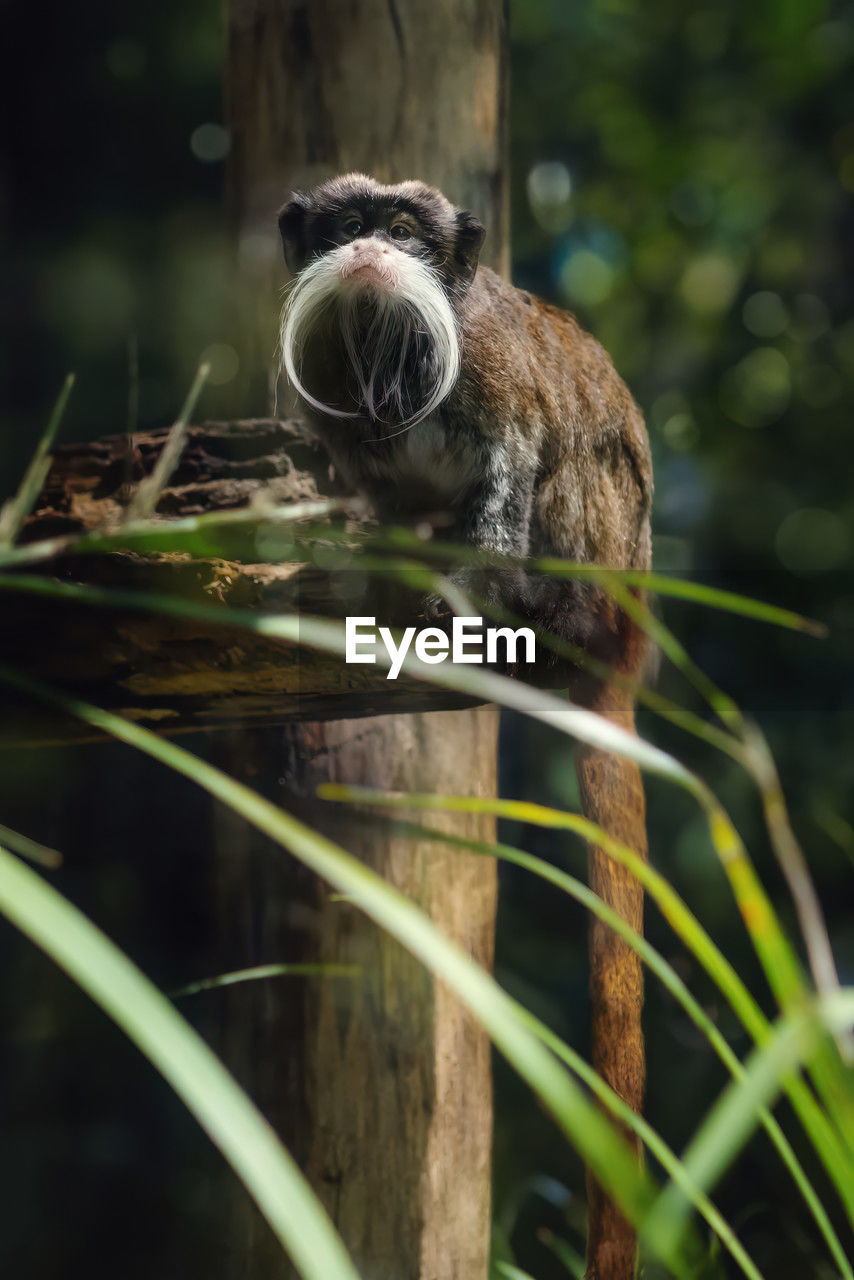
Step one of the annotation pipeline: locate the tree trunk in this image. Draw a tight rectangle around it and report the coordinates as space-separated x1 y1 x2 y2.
225 0 509 407
216 4 509 1277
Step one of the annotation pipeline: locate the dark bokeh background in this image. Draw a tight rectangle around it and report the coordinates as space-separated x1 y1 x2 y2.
1 0 853 1276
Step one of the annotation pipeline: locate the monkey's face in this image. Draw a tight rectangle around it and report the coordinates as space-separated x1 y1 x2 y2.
277 174 485 430
278 173 485 292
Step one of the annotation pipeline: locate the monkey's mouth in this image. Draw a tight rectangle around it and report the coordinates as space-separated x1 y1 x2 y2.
343 264 386 284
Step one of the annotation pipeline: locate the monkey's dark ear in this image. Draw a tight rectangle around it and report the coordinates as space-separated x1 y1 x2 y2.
454 209 486 281
278 194 310 274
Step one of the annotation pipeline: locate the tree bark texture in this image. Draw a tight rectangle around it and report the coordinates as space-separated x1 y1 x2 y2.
215 3 510 1277
225 0 509 408
2 420 485 747
211 709 498 1280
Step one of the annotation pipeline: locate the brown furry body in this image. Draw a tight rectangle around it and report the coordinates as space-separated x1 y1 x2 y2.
358 265 651 567
279 175 652 1280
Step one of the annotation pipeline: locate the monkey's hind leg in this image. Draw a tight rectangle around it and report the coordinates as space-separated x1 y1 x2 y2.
575 682 646 1280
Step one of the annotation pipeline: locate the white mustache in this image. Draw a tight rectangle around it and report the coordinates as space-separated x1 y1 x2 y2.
279 240 461 429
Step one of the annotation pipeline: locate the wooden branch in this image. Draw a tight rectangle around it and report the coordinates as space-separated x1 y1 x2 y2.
1 418 487 746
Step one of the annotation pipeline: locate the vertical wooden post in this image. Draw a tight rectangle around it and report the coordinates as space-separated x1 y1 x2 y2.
215 3 509 1276
225 0 509 405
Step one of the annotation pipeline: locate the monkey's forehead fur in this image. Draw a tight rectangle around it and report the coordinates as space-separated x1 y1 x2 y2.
287 172 461 221
279 173 484 272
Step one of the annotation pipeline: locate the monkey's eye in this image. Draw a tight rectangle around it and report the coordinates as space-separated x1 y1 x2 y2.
343 218 363 238
390 223 413 241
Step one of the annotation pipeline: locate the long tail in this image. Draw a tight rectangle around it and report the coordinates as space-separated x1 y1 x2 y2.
575 681 647 1280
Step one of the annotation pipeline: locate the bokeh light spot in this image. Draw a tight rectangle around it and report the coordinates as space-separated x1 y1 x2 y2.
527 162 573 233
200 343 240 386
680 253 740 314
190 124 231 163
719 347 791 426
560 250 614 306
662 413 700 451
742 291 788 338
527 161 572 208
650 389 690 428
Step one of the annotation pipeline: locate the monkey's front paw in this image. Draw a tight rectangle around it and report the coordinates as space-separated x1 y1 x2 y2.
423 567 519 621
423 570 496 621
422 591 454 622
446 566 529 617
440 568 487 610
421 576 484 625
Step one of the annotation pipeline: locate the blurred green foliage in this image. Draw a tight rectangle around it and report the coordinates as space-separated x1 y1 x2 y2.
1 0 853 1277
503 5 854 1274
511 0 854 579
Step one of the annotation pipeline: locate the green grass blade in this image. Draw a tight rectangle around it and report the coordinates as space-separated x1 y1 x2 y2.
172 962 360 998
0 843 360 1280
747 851 854 1144
0 503 346 570
316 786 854 1227
0 373 75 547
814 808 854 870
539 1232 586 1278
621 571 827 638
326 804 854 1280
0 503 825 635
3 560 830 1071
693 781 854 1162
590 580 836 1013
6 566 833 1079
0 822 63 869
0 578 702 795
126 362 210 521
529 1022 764 1279
372 813 852 1280
0 570 747 767
355 529 826 635
453 591 747 764
599 574 745 733
2 576 849 1216
644 1006 822 1260
0 667 698 1275
746 723 848 1029
494 1265 540 1280
593 582 854 1151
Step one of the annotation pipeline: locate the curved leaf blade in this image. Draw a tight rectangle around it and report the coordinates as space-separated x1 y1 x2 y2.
0 844 360 1280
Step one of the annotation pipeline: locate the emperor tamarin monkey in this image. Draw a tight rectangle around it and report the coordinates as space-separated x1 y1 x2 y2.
278 173 652 1280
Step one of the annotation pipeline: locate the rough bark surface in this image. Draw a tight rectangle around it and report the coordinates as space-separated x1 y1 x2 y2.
211 709 498 1279
2 419 484 746
225 0 509 406
212 3 510 1276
